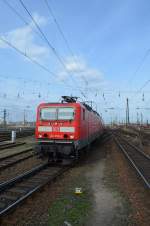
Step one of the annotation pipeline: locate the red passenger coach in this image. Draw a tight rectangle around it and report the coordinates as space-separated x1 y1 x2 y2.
35 96 103 163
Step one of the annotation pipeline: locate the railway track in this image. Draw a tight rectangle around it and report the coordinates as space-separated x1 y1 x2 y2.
0 142 26 151
100 131 112 143
0 148 34 170
0 163 68 217
0 130 34 143
113 133 150 189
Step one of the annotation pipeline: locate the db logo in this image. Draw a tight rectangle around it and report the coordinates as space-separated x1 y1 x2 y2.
52 127 60 132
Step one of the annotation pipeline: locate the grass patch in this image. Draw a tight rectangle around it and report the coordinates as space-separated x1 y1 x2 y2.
48 173 92 226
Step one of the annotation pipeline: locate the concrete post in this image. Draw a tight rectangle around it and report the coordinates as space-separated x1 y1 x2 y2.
11 131 16 143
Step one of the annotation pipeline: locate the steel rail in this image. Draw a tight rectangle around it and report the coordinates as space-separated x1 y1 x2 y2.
0 163 69 217
0 163 48 192
0 148 34 170
114 135 150 189
0 148 33 161
115 132 150 159
0 130 34 142
0 142 26 151
100 132 112 144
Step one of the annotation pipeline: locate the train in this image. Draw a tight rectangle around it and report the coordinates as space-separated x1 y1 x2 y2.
35 96 104 163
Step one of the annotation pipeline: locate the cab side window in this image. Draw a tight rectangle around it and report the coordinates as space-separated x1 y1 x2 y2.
83 109 85 120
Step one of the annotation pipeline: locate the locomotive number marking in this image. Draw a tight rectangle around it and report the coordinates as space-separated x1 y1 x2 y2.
52 127 60 132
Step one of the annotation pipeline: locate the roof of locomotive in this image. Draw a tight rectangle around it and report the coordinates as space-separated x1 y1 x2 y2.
38 102 81 107
38 102 100 117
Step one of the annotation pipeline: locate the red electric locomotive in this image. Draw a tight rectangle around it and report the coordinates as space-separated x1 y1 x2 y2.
35 96 103 163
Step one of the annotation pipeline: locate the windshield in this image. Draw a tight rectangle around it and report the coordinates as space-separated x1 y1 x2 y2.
40 107 74 120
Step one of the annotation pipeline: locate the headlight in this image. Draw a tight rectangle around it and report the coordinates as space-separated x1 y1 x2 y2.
70 135 74 139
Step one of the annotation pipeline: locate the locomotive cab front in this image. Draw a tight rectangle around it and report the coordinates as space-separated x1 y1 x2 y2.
35 103 80 162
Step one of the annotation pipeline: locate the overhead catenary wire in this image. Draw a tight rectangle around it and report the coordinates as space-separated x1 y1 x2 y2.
127 78 150 102
44 0 75 62
3 0 150 103
0 36 82 92
3 0 29 26
19 0 66 68
137 79 150 92
0 73 52 87
0 73 56 97
18 0 86 98
127 49 150 85
44 0 88 85
1 0 84 92
4 2 141 119
2 0 69 75
2 0 43 38
2 0 87 98
114 49 150 106
0 36 55 76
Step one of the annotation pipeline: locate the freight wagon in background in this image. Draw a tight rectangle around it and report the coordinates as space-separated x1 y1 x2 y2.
35 96 104 164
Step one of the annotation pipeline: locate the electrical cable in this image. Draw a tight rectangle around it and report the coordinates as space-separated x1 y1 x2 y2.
2 0 85 95
137 79 150 92
2 0 43 38
0 36 82 92
19 0 86 98
0 36 57 77
127 49 150 85
44 0 88 85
